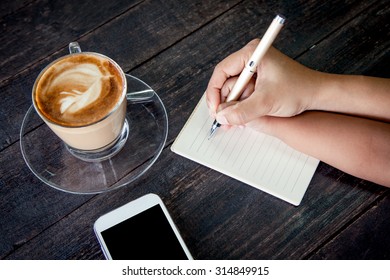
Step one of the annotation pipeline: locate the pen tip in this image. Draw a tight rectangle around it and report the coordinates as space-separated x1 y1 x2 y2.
208 120 221 140
208 127 219 140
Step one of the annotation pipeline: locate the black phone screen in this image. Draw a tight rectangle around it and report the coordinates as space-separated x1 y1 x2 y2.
101 204 188 260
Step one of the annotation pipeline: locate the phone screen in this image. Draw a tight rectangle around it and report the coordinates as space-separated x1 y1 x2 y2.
100 204 189 260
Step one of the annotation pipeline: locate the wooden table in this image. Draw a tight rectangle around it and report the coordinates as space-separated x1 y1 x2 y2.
1 0 389 260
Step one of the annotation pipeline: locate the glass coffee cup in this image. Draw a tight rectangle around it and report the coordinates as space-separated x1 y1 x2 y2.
32 42 128 162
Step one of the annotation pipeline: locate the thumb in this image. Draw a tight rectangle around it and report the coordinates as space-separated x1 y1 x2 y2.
216 96 268 126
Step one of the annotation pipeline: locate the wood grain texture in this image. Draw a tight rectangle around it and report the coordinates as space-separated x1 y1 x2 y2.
0 0 31 18
0 0 143 82
309 193 390 259
0 0 243 259
0 0 241 150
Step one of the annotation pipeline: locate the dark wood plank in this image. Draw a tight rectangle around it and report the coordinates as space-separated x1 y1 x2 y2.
0 0 241 151
298 0 389 75
0 0 243 259
114 0 390 259
5 150 387 259
0 141 93 258
309 192 390 259
365 52 390 78
4 0 388 259
0 0 32 18
134 0 386 148
0 0 143 82
0 0 377 151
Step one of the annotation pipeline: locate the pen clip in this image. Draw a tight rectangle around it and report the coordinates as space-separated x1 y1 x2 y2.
247 60 256 73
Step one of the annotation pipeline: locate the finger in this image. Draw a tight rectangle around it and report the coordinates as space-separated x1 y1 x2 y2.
206 88 221 118
205 39 259 115
216 92 271 125
220 77 238 103
239 77 256 100
206 55 245 115
217 100 239 112
221 76 256 103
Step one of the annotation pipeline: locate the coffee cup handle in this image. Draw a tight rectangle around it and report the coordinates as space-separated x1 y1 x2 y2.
69 42 82 54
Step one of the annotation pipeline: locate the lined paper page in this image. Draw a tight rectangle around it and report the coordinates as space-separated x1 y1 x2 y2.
171 95 319 205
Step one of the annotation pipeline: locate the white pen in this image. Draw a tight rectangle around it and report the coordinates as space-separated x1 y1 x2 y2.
209 14 285 139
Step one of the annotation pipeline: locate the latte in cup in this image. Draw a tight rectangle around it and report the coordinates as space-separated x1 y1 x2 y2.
33 52 127 152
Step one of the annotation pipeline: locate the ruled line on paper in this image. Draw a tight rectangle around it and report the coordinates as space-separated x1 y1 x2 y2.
282 151 301 192
191 117 209 152
238 130 258 171
267 143 288 185
252 136 274 177
231 131 249 167
171 94 320 206
246 134 266 173
217 129 237 162
291 156 309 193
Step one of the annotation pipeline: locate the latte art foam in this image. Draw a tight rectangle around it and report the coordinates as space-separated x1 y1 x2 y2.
34 53 125 127
58 64 107 114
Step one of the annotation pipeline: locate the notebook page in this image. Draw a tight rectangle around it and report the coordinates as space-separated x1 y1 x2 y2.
171 95 319 205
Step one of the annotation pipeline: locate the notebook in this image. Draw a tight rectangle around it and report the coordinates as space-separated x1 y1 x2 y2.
171 94 319 205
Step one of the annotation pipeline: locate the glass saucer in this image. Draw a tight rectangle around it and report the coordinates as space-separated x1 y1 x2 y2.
20 74 168 194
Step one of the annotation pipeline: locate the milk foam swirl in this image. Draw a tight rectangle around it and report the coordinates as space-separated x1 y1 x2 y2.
34 53 124 127
56 64 108 114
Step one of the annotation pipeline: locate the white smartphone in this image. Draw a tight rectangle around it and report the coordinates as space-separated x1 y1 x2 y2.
94 193 193 260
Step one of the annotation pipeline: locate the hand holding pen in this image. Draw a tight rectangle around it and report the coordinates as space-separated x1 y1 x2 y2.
207 15 285 138
204 15 390 187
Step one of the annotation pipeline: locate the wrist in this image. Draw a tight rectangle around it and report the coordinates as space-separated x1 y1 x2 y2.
310 71 341 112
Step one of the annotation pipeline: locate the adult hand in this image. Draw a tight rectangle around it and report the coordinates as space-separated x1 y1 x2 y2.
205 39 321 126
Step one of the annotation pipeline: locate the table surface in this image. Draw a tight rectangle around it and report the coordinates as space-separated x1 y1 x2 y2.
1 0 389 260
